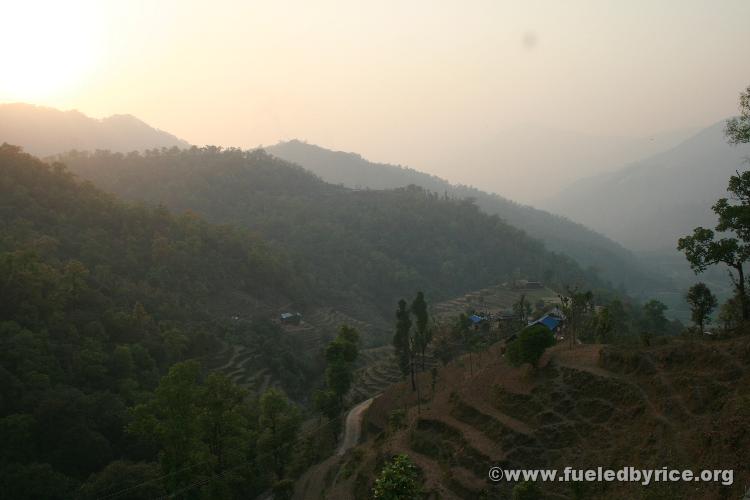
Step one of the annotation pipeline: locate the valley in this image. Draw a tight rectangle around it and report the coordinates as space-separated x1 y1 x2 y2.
2 79 749 500
266 140 669 296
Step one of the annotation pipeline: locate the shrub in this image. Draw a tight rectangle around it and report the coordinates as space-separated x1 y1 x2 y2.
506 325 555 368
372 454 422 499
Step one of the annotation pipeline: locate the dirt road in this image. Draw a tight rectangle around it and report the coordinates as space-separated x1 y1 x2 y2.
337 397 374 455
293 397 375 499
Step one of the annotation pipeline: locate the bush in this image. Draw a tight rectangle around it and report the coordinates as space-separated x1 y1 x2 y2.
372 454 422 500
506 325 555 368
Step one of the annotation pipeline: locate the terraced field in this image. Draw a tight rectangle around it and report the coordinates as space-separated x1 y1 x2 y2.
294 307 388 351
314 338 750 500
350 346 408 402
204 343 272 394
349 283 557 402
203 284 557 402
204 306 391 397
430 283 559 322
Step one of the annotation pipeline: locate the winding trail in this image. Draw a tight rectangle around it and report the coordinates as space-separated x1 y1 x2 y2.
337 397 374 455
294 397 376 499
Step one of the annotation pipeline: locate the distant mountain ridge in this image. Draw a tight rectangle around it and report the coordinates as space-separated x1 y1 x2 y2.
543 120 750 252
0 102 189 156
265 140 668 294
0 103 670 294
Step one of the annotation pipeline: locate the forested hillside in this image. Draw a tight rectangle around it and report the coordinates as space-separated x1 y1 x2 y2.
0 145 316 497
59 147 608 323
0 103 665 294
266 140 667 294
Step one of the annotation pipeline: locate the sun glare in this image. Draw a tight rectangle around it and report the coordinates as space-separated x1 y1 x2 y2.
0 1 101 102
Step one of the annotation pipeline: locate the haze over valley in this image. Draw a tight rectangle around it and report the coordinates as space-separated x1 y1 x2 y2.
3 101 743 317
2 1 750 499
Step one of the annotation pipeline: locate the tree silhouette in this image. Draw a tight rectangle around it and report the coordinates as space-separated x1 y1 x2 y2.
686 283 718 334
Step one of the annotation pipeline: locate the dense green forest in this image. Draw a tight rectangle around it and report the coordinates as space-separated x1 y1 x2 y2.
266 140 668 294
59 147 608 321
0 145 317 497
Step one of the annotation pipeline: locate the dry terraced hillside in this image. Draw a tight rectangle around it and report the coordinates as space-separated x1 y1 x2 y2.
300 336 750 499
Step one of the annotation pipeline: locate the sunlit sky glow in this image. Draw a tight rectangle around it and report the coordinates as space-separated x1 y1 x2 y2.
1 0 749 201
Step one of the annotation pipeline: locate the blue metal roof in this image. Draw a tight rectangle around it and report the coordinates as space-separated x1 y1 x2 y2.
535 315 561 331
469 314 485 324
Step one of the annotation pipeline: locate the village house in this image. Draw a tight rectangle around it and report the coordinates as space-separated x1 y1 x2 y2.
530 309 566 340
279 312 302 325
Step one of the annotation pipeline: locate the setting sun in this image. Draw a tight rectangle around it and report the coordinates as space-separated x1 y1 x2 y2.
0 1 101 101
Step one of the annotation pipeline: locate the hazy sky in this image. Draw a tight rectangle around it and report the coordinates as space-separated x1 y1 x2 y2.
2 0 749 201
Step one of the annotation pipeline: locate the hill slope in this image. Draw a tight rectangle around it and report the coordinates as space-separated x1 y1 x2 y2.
0 103 189 156
57 147 608 329
266 140 667 294
544 120 750 252
0 144 321 497
309 339 750 499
